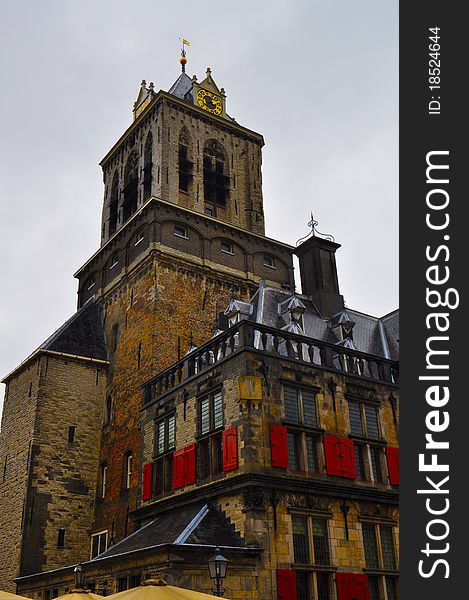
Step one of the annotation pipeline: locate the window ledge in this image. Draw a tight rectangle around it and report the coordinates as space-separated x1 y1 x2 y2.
349 434 387 446
292 564 337 572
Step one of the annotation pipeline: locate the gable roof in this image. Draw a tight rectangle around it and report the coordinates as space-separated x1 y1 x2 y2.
92 503 244 561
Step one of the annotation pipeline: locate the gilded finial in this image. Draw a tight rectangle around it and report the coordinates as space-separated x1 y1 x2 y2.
179 37 190 72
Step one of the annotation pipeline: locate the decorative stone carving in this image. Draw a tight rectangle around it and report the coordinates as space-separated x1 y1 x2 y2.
243 486 265 512
284 493 331 512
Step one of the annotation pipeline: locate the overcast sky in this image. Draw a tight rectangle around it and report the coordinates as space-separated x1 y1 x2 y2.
0 0 398 412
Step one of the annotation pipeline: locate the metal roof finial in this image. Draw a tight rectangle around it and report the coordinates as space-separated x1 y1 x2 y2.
296 211 335 246
179 37 190 72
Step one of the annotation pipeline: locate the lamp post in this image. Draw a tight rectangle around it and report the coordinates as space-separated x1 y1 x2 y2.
74 564 85 590
207 546 228 597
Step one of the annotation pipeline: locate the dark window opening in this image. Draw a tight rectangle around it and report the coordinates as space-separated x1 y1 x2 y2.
57 529 65 548
67 426 76 444
109 172 119 236
52 590 59 599
263 255 275 268
179 143 193 193
123 152 139 222
203 141 229 206
117 578 128 592
143 134 153 202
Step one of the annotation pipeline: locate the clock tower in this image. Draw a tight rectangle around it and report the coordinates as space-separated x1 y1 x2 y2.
100 58 265 246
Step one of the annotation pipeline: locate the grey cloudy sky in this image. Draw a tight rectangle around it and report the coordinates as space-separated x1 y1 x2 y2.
0 0 398 411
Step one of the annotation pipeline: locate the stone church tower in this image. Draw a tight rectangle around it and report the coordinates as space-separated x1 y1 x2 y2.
0 55 295 589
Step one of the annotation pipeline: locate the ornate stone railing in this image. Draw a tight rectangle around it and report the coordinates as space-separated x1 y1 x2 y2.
142 321 399 404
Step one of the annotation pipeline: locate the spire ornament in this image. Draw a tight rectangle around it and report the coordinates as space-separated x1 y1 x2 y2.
296 212 335 246
179 37 190 72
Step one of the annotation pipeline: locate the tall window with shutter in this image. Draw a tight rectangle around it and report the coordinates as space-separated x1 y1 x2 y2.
283 385 322 474
348 398 387 484
197 391 224 481
154 413 176 496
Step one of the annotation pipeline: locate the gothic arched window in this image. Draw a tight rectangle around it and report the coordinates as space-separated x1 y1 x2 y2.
109 171 119 236
178 128 193 194
123 151 139 222
203 140 229 208
143 133 153 202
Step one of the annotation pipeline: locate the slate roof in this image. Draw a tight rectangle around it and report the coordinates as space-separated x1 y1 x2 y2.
92 503 244 561
40 298 108 361
250 286 399 360
168 72 194 103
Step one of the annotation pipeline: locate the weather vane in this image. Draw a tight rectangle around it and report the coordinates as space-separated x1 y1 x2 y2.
296 212 335 246
179 37 190 72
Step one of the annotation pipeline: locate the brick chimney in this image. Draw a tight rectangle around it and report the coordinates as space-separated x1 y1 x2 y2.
294 235 344 317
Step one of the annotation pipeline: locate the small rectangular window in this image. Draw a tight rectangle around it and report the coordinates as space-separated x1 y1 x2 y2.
221 241 233 254
135 231 144 246
263 255 275 268
68 426 76 444
174 225 188 238
101 465 107 498
204 207 214 216
57 529 65 548
124 453 132 489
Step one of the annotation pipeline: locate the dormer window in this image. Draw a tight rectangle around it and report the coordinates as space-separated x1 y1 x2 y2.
263 255 275 269
174 225 188 239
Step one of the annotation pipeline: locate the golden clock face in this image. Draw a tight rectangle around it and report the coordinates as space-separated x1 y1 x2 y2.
196 89 222 115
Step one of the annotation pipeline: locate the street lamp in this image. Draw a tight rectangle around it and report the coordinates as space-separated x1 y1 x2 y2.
74 564 85 590
207 546 228 597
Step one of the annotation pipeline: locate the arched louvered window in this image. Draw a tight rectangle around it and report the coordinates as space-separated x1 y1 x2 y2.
109 171 119 236
123 151 139 222
178 128 193 193
203 140 229 208
143 133 153 202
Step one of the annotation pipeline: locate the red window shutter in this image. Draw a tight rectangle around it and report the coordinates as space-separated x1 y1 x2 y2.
336 573 370 600
324 435 342 476
270 424 288 468
142 462 153 501
276 569 297 600
325 436 357 478
184 443 197 485
386 447 400 485
223 427 238 472
172 449 185 489
339 438 357 479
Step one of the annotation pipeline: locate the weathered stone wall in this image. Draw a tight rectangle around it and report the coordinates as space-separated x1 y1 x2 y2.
0 359 41 591
20 355 107 574
92 253 255 545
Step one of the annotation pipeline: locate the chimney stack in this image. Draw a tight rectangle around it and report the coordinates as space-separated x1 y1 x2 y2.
294 235 344 317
